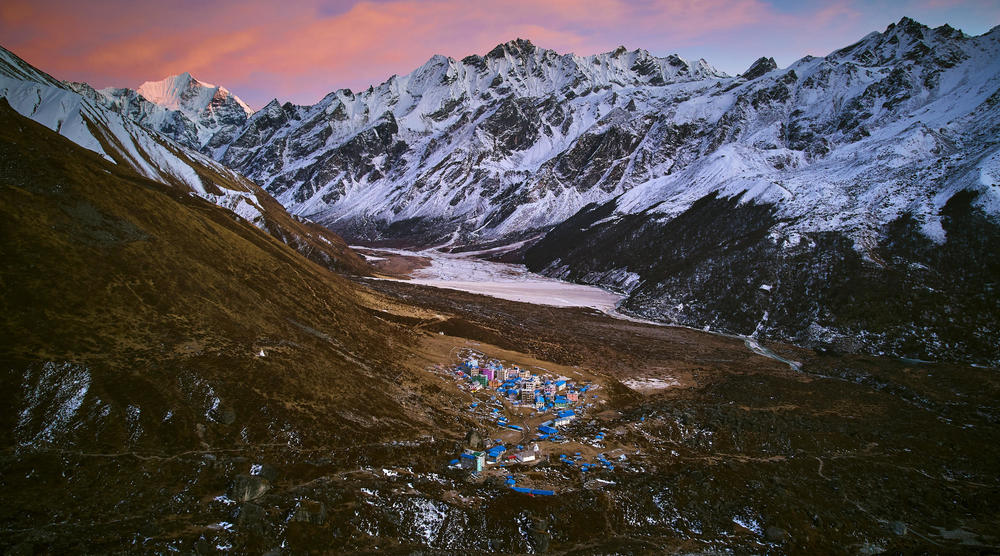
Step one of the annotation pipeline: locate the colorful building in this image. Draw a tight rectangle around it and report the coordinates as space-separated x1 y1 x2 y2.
460 451 485 472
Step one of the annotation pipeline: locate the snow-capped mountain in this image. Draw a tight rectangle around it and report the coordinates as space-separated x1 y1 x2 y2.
521 19 1000 364
0 46 368 275
177 17 996 363
5 17 998 362
69 71 253 159
154 21 994 255
212 38 727 242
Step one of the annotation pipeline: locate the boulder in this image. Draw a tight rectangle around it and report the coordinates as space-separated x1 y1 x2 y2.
465 429 484 450
228 474 271 502
237 502 269 536
290 499 327 525
765 526 788 542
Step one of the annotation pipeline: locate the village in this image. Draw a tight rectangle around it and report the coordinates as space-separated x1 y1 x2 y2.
430 348 631 496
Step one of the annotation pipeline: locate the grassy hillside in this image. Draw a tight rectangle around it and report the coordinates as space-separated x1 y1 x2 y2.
1 97 458 450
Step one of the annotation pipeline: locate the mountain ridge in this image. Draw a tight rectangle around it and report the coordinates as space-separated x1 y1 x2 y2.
0 46 371 276
153 18 997 248
5 16 998 363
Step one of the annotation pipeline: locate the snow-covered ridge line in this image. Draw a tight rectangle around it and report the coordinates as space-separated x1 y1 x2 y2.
147 17 997 251
0 47 266 228
138 71 253 117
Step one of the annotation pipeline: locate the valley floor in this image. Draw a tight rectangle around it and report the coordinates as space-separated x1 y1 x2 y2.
4 255 998 554
359 277 1000 553
357 245 624 311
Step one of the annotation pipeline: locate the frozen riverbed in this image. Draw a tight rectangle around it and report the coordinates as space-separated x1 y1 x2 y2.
359 245 803 371
364 247 625 311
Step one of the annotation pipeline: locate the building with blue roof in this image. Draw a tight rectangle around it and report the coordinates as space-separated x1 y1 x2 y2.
554 409 576 426
460 451 485 472
486 445 506 462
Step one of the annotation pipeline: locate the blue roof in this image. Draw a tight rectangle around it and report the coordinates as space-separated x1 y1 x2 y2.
449 459 459 465
557 410 575 418
556 380 566 386
460 454 474 460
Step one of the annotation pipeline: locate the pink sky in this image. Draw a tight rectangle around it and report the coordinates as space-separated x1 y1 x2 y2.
2 0 997 108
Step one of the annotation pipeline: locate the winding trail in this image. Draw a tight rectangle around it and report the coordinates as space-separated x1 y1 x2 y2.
743 336 803 372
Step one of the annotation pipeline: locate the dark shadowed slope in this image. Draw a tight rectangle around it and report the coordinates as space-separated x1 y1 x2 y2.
0 99 468 551
0 98 440 451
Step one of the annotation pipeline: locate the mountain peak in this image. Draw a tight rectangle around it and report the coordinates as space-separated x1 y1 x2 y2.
741 56 777 80
138 72 203 109
885 16 928 38
138 72 252 118
486 38 537 60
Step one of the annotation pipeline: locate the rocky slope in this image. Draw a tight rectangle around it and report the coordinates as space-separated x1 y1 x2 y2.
0 100 468 551
0 98 424 448
523 19 1000 364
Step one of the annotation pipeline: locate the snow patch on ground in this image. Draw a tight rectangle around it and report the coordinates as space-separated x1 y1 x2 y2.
378 247 623 310
622 377 681 391
733 513 763 536
16 361 92 446
201 189 265 226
